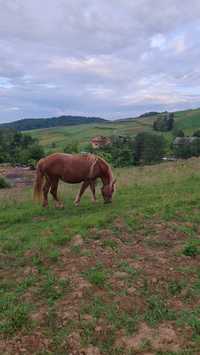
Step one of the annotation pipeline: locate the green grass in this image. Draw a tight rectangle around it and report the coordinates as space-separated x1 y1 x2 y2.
174 108 200 132
83 263 109 287
144 295 176 326
2 158 200 352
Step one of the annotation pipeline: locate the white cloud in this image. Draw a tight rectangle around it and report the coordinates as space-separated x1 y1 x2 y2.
173 36 186 54
150 34 166 50
48 56 114 77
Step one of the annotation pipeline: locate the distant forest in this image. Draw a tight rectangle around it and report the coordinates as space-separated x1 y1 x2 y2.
0 115 107 131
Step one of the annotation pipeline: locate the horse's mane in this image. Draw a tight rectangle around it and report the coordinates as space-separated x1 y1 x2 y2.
96 156 113 182
79 153 113 182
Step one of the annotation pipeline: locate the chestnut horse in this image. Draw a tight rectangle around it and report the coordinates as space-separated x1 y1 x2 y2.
33 153 116 207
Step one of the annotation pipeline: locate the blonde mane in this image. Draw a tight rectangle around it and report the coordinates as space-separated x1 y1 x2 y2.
80 153 113 182
96 156 113 182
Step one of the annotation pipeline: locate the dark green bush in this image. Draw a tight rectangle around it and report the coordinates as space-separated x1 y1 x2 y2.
0 176 11 189
193 130 200 137
183 244 199 257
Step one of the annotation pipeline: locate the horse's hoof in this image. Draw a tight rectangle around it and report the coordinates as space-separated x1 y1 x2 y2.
74 201 80 207
55 203 64 209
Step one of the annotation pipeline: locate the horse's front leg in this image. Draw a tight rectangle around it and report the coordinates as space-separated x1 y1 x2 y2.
74 181 90 206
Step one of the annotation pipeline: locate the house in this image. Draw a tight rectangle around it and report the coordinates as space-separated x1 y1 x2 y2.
91 136 111 149
173 137 200 146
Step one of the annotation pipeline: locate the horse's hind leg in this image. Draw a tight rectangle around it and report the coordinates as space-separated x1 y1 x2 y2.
90 180 96 203
42 177 51 207
50 178 64 208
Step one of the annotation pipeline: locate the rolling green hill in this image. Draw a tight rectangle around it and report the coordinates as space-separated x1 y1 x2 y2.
0 115 107 131
174 108 200 133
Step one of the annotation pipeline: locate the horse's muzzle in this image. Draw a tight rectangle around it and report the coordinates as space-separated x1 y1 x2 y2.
104 200 112 204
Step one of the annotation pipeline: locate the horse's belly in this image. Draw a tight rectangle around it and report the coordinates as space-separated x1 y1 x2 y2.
60 177 84 184
60 170 87 183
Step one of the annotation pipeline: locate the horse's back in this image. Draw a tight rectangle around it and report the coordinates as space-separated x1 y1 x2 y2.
40 153 98 183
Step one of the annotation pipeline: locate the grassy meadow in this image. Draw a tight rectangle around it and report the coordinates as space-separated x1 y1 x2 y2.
1 158 200 353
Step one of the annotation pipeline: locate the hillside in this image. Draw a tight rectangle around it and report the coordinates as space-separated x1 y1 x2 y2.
0 111 159 131
24 108 200 153
0 115 107 131
28 118 155 152
1 158 200 353
174 108 200 134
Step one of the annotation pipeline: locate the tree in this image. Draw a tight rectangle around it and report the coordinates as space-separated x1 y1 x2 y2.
153 112 174 132
134 132 165 164
0 128 44 166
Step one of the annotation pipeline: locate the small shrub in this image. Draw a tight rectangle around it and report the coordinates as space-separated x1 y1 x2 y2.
183 244 199 257
0 176 11 189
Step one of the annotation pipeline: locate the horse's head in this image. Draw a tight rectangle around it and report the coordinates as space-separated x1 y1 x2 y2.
101 179 116 203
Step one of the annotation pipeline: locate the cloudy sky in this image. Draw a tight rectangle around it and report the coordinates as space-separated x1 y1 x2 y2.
0 0 200 122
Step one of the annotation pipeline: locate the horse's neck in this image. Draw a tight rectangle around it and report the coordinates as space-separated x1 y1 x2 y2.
98 159 112 186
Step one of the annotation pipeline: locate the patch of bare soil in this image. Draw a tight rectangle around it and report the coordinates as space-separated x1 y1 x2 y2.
0 334 51 355
0 165 35 188
115 322 182 352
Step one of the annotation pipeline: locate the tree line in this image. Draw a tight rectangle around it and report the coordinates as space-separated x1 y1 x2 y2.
0 128 44 166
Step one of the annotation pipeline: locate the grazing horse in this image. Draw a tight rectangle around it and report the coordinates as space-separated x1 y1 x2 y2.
33 153 116 208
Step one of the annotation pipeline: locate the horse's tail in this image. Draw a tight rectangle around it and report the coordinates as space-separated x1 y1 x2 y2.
33 160 45 202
